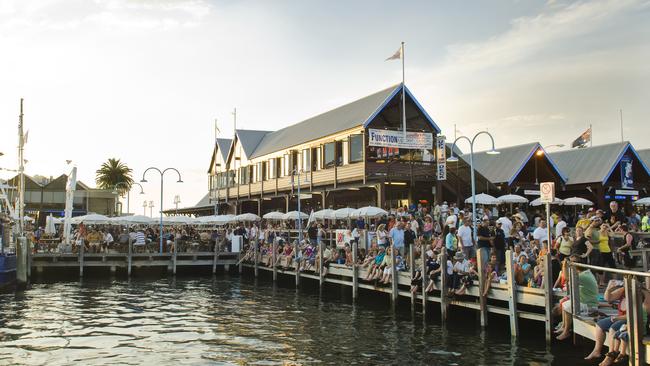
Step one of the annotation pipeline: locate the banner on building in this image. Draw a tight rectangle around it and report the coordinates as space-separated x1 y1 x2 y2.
368 128 433 149
621 156 633 189
436 136 447 180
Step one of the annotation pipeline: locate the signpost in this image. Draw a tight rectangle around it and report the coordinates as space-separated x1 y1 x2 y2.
436 136 447 181
540 182 554 252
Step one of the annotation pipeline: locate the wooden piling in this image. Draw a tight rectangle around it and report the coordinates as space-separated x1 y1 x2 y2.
254 239 259 278
272 240 278 282
212 240 218 274
352 239 358 299
295 238 300 287
440 250 448 323
505 250 519 337
421 252 427 318
631 278 645 366
79 239 84 278
543 252 553 343
318 241 324 287
127 241 132 277
390 245 398 305
238 237 243 275
409 244 416 308
26 238 31 278
172 242 177 275
16 237 27 286
477 249 487 327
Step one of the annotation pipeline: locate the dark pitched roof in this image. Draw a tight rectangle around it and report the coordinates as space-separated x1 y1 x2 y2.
462 142 567 185
216 138 232 162
549 141 650 185
249 83 440 159
234 129 271 159
638 148 650 169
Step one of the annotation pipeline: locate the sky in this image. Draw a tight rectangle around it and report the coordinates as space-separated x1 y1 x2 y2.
0 0 648 213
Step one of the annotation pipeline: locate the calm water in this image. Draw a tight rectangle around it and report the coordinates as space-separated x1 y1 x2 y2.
0 275 587 365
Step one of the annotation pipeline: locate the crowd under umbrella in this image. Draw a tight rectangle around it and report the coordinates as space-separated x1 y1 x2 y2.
235 213 261 222
464 193 500 205
633 197 650 206
530 197 564 207
312 209 335 221
262 211 285 221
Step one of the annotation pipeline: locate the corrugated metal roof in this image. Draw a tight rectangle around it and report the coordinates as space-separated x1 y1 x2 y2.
250 84 402 159
462 142 539 184
236 129 271 158
549 142 630 185
638 148 650 169
216 138 232 162
194 193 211 207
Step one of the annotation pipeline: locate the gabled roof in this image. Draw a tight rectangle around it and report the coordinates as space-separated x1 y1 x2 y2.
549 141 650 185
637 148 650 168
249 83 440 159
230 129 270 161
463 142 567 185
216 138 232 162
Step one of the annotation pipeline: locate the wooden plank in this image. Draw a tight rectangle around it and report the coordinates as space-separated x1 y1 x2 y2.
505 250 519 337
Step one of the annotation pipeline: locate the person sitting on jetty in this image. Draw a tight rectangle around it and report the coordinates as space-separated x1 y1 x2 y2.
556 255 599 341
365 246 386 281
378 246 394 285
584 279 627 361
361 247 377 269
455 259 478 296
448 251 469 296
424 250 443 293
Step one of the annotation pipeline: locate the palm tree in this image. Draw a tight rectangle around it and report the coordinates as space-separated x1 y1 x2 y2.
95 158 134 195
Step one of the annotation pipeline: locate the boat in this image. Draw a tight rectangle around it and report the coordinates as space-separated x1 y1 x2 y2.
0 218 16 291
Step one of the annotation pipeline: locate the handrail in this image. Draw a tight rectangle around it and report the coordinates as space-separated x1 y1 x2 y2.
569 261 650 278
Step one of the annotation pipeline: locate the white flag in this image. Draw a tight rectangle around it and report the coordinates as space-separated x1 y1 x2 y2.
385 46 402 61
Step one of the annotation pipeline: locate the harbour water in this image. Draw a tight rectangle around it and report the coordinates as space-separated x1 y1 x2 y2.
0 275 586 365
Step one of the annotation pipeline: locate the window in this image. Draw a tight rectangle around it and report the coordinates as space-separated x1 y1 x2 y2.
368 146 399 161
291 151 298 172
323 142 336 168
261 162 267 181
282 154 291 176
239 166 249 185
268 159 277 179
302 149 311 172
312 147 321 171
349 135 363 163
335 140 343 166
251 164 258 183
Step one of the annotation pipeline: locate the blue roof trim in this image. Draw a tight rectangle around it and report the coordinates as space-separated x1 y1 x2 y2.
506 144 569 185
601 143 650 185
362 84 441 133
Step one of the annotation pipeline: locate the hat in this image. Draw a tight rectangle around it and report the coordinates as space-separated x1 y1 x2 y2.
426 249 434 258
454 251 465 260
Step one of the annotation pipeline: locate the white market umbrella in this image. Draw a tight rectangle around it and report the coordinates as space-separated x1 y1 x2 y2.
263 211 285 220
465 193 500 205
45 215 56 235
112 215 154 225
333 207 357 220
497 194 529 204
161 216 196 225
283 211 308 221
198 214 236 225
71 214 110 224
530 197 564 207
634 197 650 206
235 213 261 222
354 206 388 219
313 209 335 221
562 197 594 206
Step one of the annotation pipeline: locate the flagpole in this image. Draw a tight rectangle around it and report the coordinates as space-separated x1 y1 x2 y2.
401 41 406 137
619 109 623 142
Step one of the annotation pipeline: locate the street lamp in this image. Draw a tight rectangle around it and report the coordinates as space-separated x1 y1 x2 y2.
112 182 145 215
143 200 148 216
291 169 310 246
141 167 183 253
148 200 154 217
447 131 500 242
173 195 181 215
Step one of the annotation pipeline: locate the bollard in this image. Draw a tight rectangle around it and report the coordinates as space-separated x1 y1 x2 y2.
505 250 519 337
16 236 27 287
477 249 488 328
352 239 358 300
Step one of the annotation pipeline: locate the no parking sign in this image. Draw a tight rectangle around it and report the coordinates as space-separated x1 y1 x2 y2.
540 182 555 203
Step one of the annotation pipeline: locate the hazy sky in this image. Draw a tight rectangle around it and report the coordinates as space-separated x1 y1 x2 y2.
0 0 648 213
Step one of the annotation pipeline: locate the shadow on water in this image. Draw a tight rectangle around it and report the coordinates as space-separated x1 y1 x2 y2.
0 271 591 365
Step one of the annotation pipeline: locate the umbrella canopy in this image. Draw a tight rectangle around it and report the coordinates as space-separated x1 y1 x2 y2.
333 207 357 219
633 197 650 206
71 214 110 224
202 214 236 225
262 211 285 220
283 211 308 221
530 197 564 207
112 215 154 225
496 194 529 204
45 215 56 235
354 206 388 218
313 209 335 220
464 193 500 205
235 213 261 222
562 197 594 206
161 215 196 225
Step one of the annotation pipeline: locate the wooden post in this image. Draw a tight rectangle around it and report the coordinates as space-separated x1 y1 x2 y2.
254 238 259 278
505 250 519 337
79 238 84 278
631 278 645 366
172 239 177 275
272 239 278 282
421 251 428 318
352 239 358 299
409 244 416 308
295 238 300 287
569 265 580 319
127 240 132 277
26 238 31 278
642 251 649 272
624 276 636 363
238 236 243 274
319 241 324 287
16 237 27 287
212 237 218 274
543 252 553 343
390 245 398 305
477 248 488 327
440 250 448 323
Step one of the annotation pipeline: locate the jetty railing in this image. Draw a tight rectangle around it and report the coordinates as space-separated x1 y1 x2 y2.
568 261 650 366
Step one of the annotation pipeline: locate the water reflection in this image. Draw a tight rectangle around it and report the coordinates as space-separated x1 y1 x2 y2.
0 277 581 365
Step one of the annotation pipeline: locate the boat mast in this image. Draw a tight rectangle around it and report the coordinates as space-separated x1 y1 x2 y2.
17 98 25 236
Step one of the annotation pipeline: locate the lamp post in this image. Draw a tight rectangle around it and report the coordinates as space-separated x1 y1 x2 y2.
447 131 500 242
148 201 154 217
141 167 183 253
143 200 148 216
113 182 145 215
173 195 181 215
291 169 310 245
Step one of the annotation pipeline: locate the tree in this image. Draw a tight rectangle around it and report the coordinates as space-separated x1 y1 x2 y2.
95 158 134 195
